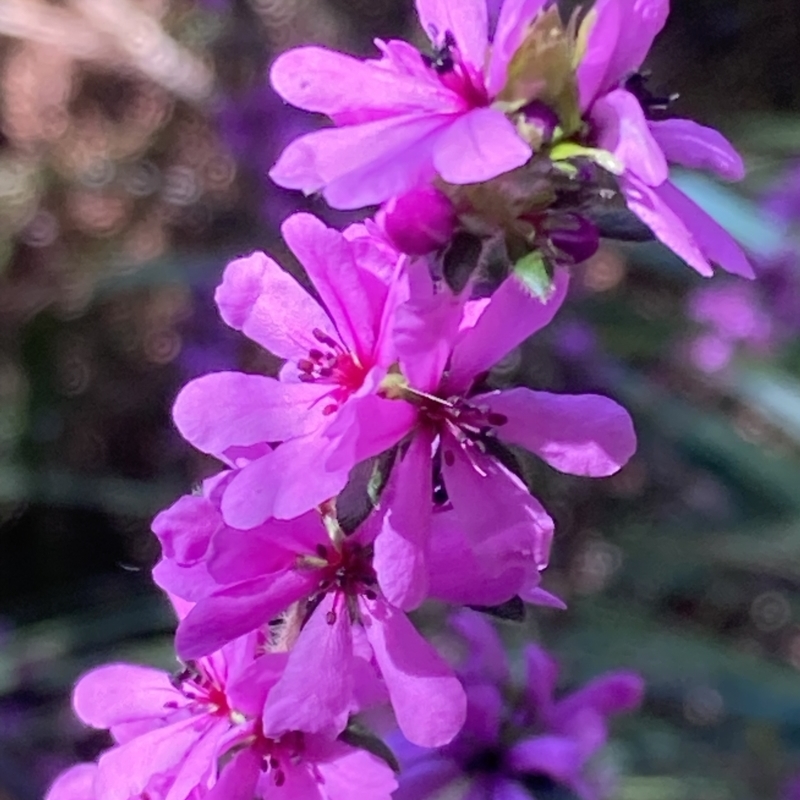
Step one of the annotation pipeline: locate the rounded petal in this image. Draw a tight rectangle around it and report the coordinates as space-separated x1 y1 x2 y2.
215 250 336 360
45 763 97 800
450 609 509 686
523 644 559 719
591 89 668 186
554 671 645 722
308 736 399 799
262 597 356 738
415 0 489 72
432 107 531 184
204 749 260 800
648 118 745 181
446 269 568 394
73 664 183 730
478 388 637 476
270 46 460 119
576 0 622 109
374 429 434 611
175 571 316 660
151 494 219 565
269 114 451 210
362 596 467 747
173 373 326 461
507 735 585 783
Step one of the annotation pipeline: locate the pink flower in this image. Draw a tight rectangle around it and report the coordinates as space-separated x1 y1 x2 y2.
156 493 467 749
371 266 636 611
268 0 546 209
578 0 753 278
45 764 97 800
172 213 413 528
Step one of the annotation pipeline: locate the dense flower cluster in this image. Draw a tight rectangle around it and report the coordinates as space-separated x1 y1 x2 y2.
48 0 756 797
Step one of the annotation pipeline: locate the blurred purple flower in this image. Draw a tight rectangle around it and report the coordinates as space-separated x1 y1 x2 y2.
393 611 643 800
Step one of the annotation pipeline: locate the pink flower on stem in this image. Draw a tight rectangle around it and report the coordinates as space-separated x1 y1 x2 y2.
154 493 467 749
268 0 549 209
371 265 636 611
578 0 753 278
173 212 413 528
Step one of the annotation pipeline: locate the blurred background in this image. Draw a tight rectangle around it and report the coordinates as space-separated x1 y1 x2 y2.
1 1 800 798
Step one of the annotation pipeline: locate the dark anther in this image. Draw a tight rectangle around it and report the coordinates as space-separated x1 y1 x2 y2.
297 359 314 373
274 769 286 787
625 72 679 120
423 29 456 74
443 450 455 467
315 543 328 558
487 412 509 427
308 348 324 361
322 403 338 416
326 610 337 625
312 329 338 348
364 589 377 600
268 756 280 769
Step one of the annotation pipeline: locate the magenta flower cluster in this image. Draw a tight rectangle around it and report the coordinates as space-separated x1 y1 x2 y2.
47 0 755 797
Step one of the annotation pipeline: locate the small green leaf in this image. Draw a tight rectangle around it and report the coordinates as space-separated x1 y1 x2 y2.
513 250 554 300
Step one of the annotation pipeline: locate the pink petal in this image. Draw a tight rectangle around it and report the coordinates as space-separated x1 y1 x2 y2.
309 736 399 799
442 437 553 564
163 721 230 800
265 764 322 800
622 176 713 276
394 259 462 391
648 118 745 181
433 107 531 184
553 671 645 722
391 759 461 800
576 0 621 110
374 429 434 610
208 513 324 584
225 653 289 717
281 213 383 358
175 570 317 660
597 0 669 93
269 114 452 210
361 596 467 747
462 683 504 747
591 89 668 186
477 388 637 476
262 596 356 738
215 250 337 360
73 664 184 730
45 763 97 800
152 556 217 603
446 269 568 394
270 46 461 120
204 748 260 800
654 180 755 278
173 373 326 461
151 494 218 565
94 716 210 800
221 435 350 527
522 586 567 609
486 0 549 96
415 0 489 72
506 735 585 783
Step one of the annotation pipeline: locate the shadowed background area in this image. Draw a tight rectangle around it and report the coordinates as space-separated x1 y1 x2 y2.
1 1 800 798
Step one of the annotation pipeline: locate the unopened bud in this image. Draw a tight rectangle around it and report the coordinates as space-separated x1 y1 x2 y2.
379 185 457 255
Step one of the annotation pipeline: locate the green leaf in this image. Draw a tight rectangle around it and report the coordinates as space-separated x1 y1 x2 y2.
513 251 553 300
549 141 624 174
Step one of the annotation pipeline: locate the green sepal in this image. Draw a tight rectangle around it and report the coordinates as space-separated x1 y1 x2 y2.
513 250 554 300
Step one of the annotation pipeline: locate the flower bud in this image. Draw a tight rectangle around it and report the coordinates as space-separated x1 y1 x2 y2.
379 186 457 255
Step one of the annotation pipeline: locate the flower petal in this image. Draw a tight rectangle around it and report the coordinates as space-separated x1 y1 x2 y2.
654 180 755 278
597 0 669 92
309 735 399 799
442 435 554 564
151 494 218 565
506 735 585 783
173 373 326 462
175 570 316 660
270 46 460 120
415 0 489 71
262 596 356 738
576 0 621 110
553 671 645 722
45 763 97 800
361 595 466 747
523 644 559 719
622 176 713 276
649 118 745 181
204 748 261 800
269 114 452 210
446 269 568 394
478 388 637 476
449 609 509 686
433 107 531 184
591 89 668 186
221 435 350 527
215 250 337 360
73 664 184 730
374 429 434 610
